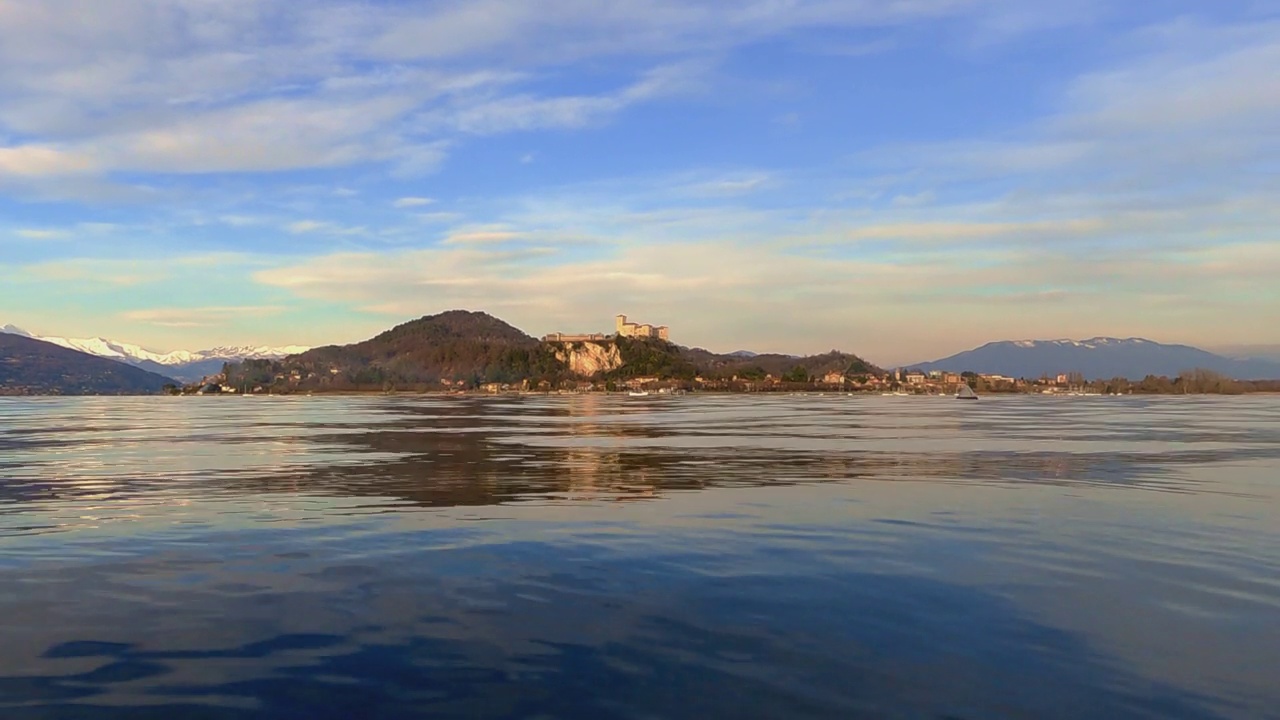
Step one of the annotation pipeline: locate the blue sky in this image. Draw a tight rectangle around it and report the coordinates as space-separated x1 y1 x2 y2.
1 0 1277 364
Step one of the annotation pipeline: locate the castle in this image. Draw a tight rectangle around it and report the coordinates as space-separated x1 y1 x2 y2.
615 314 669 342
542 314 670 343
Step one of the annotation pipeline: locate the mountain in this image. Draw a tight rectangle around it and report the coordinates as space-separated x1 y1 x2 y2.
911 337 1280 380
0 325 309 382
1214 344 1280 364
240 310 560 389
0 334 177 395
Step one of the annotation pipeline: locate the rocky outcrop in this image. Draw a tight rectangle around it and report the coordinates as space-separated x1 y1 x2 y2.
553 341 623 377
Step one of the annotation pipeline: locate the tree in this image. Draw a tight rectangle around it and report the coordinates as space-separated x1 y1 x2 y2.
846 358 874 375
1178 368 1241 395
784 365 810 383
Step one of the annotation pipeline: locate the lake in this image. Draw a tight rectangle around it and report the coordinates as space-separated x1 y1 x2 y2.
1 395 1277 719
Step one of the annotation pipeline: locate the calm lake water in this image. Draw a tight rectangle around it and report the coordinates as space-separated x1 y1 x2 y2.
0 395 1277 719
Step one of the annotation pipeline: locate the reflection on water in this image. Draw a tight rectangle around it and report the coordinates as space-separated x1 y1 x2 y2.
0 395 1278 718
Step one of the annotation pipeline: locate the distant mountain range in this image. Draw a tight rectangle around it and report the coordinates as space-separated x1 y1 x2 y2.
0 333 176 395
0 324 308 382
911 337 1280 380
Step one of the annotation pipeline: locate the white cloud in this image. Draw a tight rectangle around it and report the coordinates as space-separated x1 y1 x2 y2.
284 220 368 236
3 3 1276 360
1059 20 1280 138
14 228 69 240
440 228 523 246
695 173 772 196
866 19 1280 192
393 196 435 208
285 220 329 234
122 305 285 328
891 191 936 208
0 1 984 183
0 145 97 177
219 215 266 227
364 0 994 63
414 211 464 224
252 201 1280 360
22 258 168 287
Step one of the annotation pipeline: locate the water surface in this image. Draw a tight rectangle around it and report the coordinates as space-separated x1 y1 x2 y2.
1 395 1278 719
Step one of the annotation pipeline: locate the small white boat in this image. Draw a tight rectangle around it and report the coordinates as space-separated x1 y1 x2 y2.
628 391 650 397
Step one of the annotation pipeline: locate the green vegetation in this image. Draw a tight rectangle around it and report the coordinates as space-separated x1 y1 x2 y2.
1093 369 1249 395
783 365 810 383
228 311 572 391
605 337 698 380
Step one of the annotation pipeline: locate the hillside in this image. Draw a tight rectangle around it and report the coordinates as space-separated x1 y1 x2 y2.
912 337 1280 381
0 334 177 395
231 311 565 389
682 347 878 380
220 310 882 391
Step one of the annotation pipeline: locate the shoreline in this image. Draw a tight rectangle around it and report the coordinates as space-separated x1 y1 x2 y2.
7 390 1280 399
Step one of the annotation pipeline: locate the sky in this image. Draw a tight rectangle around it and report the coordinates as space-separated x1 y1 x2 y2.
1 0 1277 365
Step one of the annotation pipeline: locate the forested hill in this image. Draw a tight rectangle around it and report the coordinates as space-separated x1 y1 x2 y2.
0 333 177 395
229 311 562 388
221 310 882 391
681 348 879 381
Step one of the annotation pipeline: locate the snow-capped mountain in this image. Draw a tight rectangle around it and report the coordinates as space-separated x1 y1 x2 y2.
0 325 309 382
910 337 1280 381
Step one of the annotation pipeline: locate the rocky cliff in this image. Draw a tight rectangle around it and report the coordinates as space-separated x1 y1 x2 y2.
554 341 624 377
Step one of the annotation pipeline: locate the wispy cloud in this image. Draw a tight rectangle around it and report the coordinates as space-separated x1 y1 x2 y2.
284 220 368 236
14 228 69 240
440 228 523 246
392 196 435 208
2 3 1276 359
863 19 1280 192
1 2 936 184
122 305 285 328
253 194 1280 360
23 259 167 287
219 215 267 227
684 172 773 197
0 145 97 177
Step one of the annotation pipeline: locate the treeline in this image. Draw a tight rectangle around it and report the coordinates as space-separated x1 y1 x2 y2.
222 348 570 392
1089 369 1279 395
959 368 1279 395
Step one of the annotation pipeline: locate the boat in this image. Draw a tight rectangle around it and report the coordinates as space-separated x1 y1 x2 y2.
628 391 650 397
956 384 979 401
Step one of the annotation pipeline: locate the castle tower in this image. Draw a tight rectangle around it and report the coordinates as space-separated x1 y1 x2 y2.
615 314 627 336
